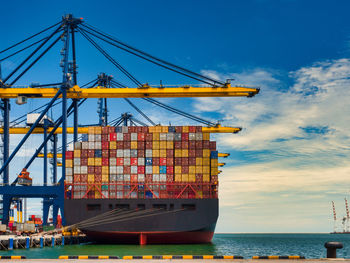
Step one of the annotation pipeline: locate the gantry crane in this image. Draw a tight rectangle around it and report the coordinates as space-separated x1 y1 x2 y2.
0 14 259 226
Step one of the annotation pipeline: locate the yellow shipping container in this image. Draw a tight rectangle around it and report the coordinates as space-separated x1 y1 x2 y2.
153 166 160 174
161 126 168 133
153 141 160 149
109 141 117 150
189 174 196 182
131 141 138 149
102 166 109 175
88 158 95 166
196 157 203 166
88 174 94 183
182 126 189 133
203 166 210 174
148 126 155 133
160 149 167 158
155 126 162 133
203 149 210 158
166 141 174 149
152 150 160 157
74 149 81 158
95 158 102 166
94 126 102 134
203 158 210 166
88 126 95 134
211 167 218 175
211 159 218 167
189 166 196 174
175 174 182 182
181 174 189 182
175 166 182 174
66 159 73 168
182 149 188 157
196 166 203 173
203 174 210 182
175 149 182 157
153 133 160 141
160 141 167 149
203 132 210 140
102 174 109 182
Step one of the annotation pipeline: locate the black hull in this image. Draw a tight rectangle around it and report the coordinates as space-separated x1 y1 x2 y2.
64 198 218 244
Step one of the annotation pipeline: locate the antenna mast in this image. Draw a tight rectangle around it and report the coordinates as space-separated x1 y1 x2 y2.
332 201 337 233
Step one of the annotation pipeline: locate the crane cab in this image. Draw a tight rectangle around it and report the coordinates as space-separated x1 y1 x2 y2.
17 168 32 186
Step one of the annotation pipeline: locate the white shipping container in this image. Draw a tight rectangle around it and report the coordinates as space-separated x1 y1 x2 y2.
145 166 153 174
138 158 145 166
74 158 80 166
0 224 6 232
66 175 73 183
109 192 116 198
174 133 182 141
138 174 145 182
81 166 88 174
122 126 128 133
195 133 203 140
117 149 124 157
109 166 117 175
145 149 152 157
130 150 137 157
117 185 123 190
116 166 124 174
66 168 73 176
124 174 130 181
110 158 117 166
73 166 80 174
131 133 138 141
109 174 117 182
117 191 123 199
109 184 116 190
167 133 174 141
88 134 95 142
26 113 53 125
74 142 82 149
88 142 95 149
189 133 196 140
102 191 109 198
95 134 102 141
153 174 160 182
23 223 35 232
160 133 167 141
123 149 130 157
160 174 167 182
95 142 102 149
116 133 123 141
124 158 130 166
116 175 124 181
131 166 137 174
130 192 137 199
82 142 89 149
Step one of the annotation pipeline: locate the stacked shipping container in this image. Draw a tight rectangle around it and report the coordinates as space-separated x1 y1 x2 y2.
65 126 219 199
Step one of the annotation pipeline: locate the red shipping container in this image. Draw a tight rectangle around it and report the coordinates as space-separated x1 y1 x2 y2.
95 174 102 182
137 133 145 141
102 126 109 134
130 158 138 165
196 149 203 157
145 141 152 149
110 149 117 157
101 134 108 142
142 127 148 133
203 141 210 148
181 141 189 149
110 132 117 141
123 133 131 141
88 150 95 158
175 126 182 133
128 126 136 133
196 174 203 182
102 158 109 166
189 141 196 149
189 126 196 132
181 158 189 166
189 157 196 165
182 133 189 141
74 174 81 182
189 149 196 157
88 166 95 174
138 150 145 157
124 166 131 174
145 133 153 141
136 126 142 133
131 174 138 182
188 192 196 199
102 149 109 158
102 141 109 149
81 174 88 182
153 157 160 166
182 166 189 173
160 157 167 166
195 141 203 149
167 166 174 174
160 191 168 198
66 151 73 159
117 158 124 165
81 150 88 158
137 141 145 149
174 142 181 149
166 149 174 157
124 141 131 149
116 142 124 148
145 174 153 182
196 126 202 132
175 157 182 165
109 127 115 133
166 158 174 166
95 166 102 174
81 158 88 166
137 166 145 174
209 141 216 150
166 174 174 181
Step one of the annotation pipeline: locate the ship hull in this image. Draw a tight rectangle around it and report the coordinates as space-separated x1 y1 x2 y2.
64 198 218 244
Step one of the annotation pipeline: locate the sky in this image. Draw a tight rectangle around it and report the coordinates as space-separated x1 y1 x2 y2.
0 0 350 233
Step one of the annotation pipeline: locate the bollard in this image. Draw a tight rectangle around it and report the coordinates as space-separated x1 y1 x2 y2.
61 236 64 246
8 238 13 250
325 242 343 258
25 237 30 249
52 237 55 247
40 237 43 248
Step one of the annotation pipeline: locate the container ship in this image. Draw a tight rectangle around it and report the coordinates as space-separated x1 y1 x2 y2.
64 125 219 244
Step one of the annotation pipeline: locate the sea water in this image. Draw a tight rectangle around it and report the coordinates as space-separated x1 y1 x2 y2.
1 233 350 259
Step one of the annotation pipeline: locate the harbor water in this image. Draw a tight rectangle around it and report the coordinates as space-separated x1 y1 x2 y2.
0 233 350 259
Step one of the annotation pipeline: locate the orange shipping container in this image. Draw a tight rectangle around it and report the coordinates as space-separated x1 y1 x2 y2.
174 174 182 182
74 149 81 158
88 158 95 166
166 141 173 149
203 158 210 166
160 141 167 149
102 166 109 175
211 167 218 175
161 126 168 133
175 149 182 157
152 150 160 157
160 149 167 158
203 149 210 158
94 127 102 134
181 149 188 157
181 174 189 182
182 126 189 133
88 126 95 134
189 174 196 182
174 166 182 174
196 157 203 166
203 166 210 174
88 174 94 183
131 141 138 149
203 174 210 182
102 174 109 182
66 159 73 168
95 158 102 166
196 166 203 173
153 166 160 174
109 141 117 150
203 132 210 140
153 141 160 149
189 166 196 174
153 133 160 141
211 159 218 167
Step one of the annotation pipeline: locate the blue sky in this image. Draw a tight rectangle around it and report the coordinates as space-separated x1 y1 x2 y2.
1 0 350 232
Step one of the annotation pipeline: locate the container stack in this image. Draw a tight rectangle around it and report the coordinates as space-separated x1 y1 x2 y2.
66 126 219 199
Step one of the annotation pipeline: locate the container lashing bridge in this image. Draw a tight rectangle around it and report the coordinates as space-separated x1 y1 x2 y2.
0 14 259 227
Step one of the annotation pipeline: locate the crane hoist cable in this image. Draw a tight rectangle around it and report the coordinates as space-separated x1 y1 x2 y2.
123 98 156 126
0 21 61 55
80 23 224 86
77 28 142 87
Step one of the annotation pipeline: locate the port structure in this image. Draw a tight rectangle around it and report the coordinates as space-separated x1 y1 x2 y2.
0 14 259 226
